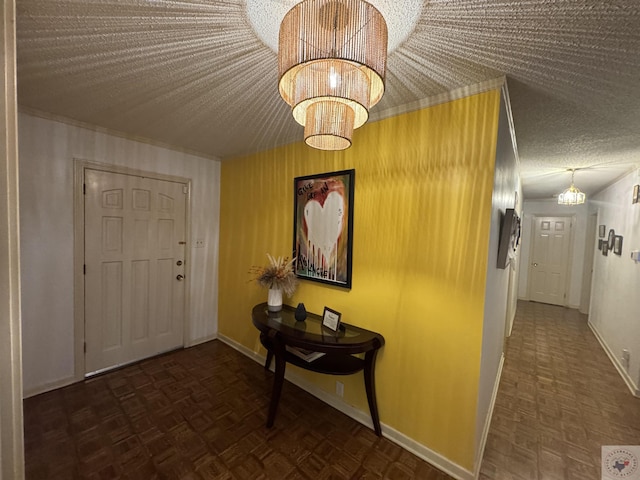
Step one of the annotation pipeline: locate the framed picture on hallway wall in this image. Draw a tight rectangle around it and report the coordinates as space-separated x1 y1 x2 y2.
599 225 606 238
293 169 355 288
614 235 623 255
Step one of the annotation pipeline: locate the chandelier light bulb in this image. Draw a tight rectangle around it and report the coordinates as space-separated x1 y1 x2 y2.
329 67 338 89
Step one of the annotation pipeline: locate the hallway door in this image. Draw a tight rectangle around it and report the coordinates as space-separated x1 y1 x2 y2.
529 216 572 306
84 169 187 374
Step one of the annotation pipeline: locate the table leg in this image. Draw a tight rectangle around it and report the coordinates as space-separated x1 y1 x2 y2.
264 350 273 371
259 332 274 370
266 339 286 428
364 349 382 436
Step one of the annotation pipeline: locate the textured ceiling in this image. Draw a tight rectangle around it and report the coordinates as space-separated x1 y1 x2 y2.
16 0 640 199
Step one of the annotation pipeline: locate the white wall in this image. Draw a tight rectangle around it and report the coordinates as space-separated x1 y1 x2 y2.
589 169 640 394
474 89 521 470
19 112 221 396
517 199 588 308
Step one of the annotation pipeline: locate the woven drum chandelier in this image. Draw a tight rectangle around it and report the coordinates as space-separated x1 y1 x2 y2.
278 0 388 150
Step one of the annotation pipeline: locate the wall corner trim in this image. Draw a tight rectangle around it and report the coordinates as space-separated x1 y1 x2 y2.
217 334 475 480
500 80 521 169
474 353 505 479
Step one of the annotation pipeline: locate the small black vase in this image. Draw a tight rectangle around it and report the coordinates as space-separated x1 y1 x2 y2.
294 303 307 321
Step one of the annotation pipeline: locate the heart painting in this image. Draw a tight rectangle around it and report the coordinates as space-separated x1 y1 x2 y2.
293 170 354 288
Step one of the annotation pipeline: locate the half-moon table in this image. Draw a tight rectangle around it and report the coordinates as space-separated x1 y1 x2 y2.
251 302 385 436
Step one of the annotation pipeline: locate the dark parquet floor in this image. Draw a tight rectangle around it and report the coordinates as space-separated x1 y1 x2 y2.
24 301 640 479
23 339 451 479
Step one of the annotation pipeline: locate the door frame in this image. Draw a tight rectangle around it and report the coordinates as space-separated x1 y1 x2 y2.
1 1 24 475
579 213 597 314
73 159 192 381
526 214 576 307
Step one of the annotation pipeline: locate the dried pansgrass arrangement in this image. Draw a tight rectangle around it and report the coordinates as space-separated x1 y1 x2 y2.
249 254 298 296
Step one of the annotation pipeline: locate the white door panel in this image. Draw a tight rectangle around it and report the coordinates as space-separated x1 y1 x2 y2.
85 169 186 374
529 216 571 306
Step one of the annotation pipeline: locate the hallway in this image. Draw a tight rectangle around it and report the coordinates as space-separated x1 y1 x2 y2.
481 301 640 479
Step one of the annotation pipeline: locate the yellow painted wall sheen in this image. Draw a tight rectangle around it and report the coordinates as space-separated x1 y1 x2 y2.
218 90 500 469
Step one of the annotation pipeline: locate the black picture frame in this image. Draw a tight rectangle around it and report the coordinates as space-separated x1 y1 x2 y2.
293 169 355 288
598 225 606 238
322 307 342 331
614 235 623 255
608 229 616 250
497 208 521 269
322 307 342 332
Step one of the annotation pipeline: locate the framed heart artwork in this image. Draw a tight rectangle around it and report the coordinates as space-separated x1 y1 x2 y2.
293 169 355 288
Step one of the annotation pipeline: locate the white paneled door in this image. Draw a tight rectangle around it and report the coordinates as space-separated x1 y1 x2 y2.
529 216 572 306
84 169 186 374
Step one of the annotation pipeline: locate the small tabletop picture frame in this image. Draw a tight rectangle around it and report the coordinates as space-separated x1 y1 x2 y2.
322 307 342 332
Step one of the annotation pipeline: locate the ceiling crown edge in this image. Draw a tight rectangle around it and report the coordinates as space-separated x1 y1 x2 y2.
18 106 221 162
368 76 507 124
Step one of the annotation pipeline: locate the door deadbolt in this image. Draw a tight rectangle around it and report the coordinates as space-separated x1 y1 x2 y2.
176 274 184 281
176 260 183 266
532 263 538 267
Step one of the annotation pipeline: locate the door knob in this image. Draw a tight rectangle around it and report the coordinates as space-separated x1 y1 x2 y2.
532 263 538 267
176 260 183 266
176 274 184 281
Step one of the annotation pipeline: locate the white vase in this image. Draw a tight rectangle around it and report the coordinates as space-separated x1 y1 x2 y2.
267 288 283 311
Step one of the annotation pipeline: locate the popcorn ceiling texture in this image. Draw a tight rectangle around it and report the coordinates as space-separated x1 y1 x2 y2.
15 0 640 198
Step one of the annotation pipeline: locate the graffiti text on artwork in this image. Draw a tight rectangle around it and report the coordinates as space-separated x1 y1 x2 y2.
297 182 313 198
297 252 329 279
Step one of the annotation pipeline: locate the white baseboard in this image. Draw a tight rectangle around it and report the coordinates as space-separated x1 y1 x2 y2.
382 424 474 480
217 334 474 480
24 375 77 399
588 322 640 397
217 334 265 364
473 353 505 479
187 333 218 348
25 337 217 398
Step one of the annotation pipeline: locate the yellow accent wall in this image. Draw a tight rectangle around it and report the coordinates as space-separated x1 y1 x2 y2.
218 90 500 470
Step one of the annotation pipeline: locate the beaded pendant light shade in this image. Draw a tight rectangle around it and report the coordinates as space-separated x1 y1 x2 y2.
278 0 388 150
557 169 586 205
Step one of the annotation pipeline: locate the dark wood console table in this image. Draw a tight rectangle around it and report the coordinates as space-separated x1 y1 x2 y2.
251 302 385 436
